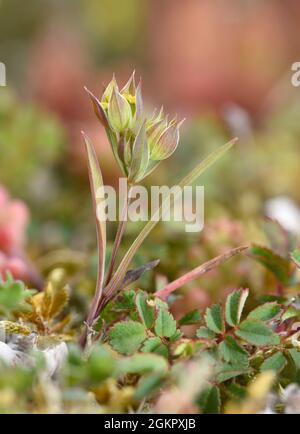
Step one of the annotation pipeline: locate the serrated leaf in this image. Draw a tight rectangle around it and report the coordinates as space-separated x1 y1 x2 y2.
135 291 155 329
260 352 287 373
196 327 216 340
117 353 168 375
235 319 280 346
247 302 281 322
109 320 146 355
218 336 249 367
154 307 177 338
205 304 224 334
198 386 221 414
225 288 249 327
179 309 201 326
248 244 291 285
216 362 250 383
141 337 168 358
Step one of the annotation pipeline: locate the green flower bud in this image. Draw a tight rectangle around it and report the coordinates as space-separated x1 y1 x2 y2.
150 119 184 160
108 87 132 133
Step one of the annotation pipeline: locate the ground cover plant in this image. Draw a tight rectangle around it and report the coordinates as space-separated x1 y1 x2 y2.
1 73 300 414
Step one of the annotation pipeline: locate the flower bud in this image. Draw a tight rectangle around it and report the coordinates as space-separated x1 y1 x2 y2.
150 119 184 160
108 87 132 133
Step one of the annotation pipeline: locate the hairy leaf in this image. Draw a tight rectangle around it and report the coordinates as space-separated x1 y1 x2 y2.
247 302 281 322
248 244 291 285
135 290 155 329
109 320 146 355
235 319 280 346
204 304 224 334
225 288 249 327
154 307 177 338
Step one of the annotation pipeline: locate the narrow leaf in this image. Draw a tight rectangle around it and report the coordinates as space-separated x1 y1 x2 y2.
248 244 291 285
235 319 280 346
247 302 281 322
103 138 237 301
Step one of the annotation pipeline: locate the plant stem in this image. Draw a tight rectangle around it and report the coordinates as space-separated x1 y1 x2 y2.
105 185 132 285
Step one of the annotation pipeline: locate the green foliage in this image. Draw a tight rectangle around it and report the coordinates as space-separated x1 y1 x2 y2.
235 319 279 346
109 320 146 355
135 290 154 328
260 352 287 373
204 304 224 334
154 305 177 338
0 273 35 316
179 309 201 326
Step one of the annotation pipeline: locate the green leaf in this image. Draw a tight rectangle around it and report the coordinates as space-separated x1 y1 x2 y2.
82 133 106 320
204 304 224 334
105 139 237 301
287 349 300 370
196 327 216 340
114 289 136 311
117 353 168 375
218 336 249 367
154 307 177 338
141 337 168 358
121 260 160 291
235 319 280 346
248 244 291 285
225 288 249 327
135 290 154 329
260 352 287 373
216 362 250 383
128 121 149 182
135 372 165 400
0 273 35 314
291 250 300 268
198 386 221 414
109 320 146 355
247 302 281 322
179 309 201 326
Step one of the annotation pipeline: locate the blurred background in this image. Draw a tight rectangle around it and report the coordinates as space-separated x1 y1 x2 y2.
1 0 300 316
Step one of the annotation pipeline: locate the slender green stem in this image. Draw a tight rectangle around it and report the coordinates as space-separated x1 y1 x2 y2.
105 186 132 285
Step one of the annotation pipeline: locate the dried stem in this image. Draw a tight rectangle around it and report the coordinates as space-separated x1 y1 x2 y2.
105 186 132 285
155 246 248 300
